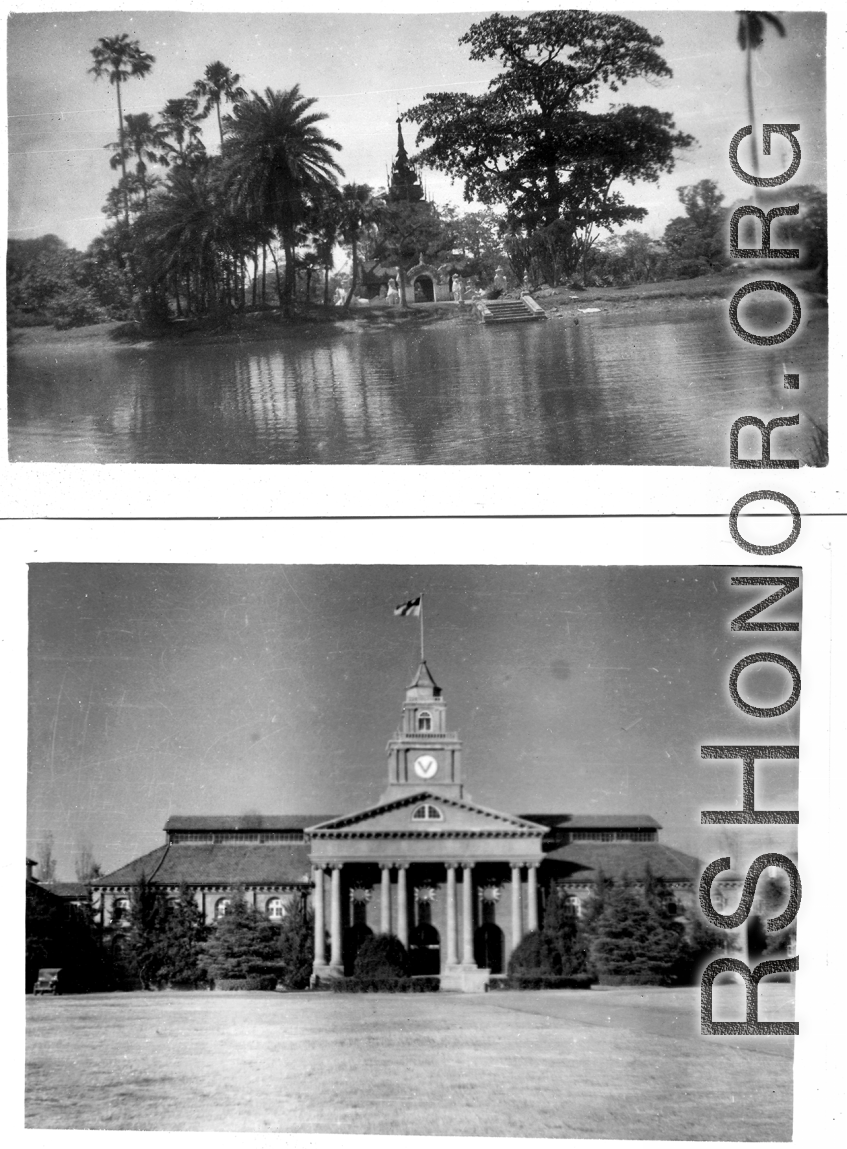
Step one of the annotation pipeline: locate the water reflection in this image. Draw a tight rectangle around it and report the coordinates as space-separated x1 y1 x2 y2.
8 306 827 464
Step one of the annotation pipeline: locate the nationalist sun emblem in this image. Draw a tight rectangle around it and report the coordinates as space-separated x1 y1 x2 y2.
415 885 437 903
481 885 501 903
350 887 372 903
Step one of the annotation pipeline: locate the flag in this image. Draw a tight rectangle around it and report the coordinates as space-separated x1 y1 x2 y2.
394 596 421 617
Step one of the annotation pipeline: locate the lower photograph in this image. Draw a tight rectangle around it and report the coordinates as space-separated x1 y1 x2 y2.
26 562 800 1137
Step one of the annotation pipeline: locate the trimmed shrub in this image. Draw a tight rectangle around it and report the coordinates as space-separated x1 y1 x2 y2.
330 976 439 994
507 973 594 990
213 975 277 991
352 933 409 979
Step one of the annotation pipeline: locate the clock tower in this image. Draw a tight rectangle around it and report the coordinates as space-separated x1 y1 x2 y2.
382 661 464 802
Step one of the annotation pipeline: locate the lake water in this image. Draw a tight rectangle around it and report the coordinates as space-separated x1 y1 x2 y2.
7 305 827 465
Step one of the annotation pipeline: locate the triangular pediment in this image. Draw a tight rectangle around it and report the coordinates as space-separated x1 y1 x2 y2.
305 794 548 838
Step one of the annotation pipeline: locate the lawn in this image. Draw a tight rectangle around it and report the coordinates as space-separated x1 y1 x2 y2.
26 984 793 1138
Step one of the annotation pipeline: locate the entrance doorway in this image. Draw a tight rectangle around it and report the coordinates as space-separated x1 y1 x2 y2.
413 276 435 303
474 922 504 973
409 922 441 975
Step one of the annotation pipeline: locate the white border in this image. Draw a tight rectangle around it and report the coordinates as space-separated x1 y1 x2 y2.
5 512 846 1148
2 0 843 517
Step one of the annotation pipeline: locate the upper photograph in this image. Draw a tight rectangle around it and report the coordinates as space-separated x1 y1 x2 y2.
7 8 827 466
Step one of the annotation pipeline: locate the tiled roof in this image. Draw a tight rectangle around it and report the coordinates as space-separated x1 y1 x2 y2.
520 813 662 831
43 882 89 899
163 815 333 832
544 842 699 884
93 843 312 888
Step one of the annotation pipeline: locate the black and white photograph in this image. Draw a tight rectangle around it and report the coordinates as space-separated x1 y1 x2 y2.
7 7 827 466
24 559 806 1136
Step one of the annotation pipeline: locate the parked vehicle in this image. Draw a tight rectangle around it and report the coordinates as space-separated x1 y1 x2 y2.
32 967 86 995
33 968 62 995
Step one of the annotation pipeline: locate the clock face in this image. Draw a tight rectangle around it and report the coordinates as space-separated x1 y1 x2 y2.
414 754 438 780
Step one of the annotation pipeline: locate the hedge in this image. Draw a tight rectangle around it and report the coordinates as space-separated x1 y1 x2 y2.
327 976 440 994
596 972 671 987
213 975 277 992
503 973 595 990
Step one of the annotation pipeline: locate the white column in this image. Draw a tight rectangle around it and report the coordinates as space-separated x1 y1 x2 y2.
396 865 409 948
312 866 326 968
446 864 459 967
511 864 522 955
527 863 539 932
330 864 343 970
380 865 391 934
461 863 475 966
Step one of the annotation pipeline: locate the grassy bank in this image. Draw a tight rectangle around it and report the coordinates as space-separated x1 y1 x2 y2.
26 984 793 1136
11 271 824 355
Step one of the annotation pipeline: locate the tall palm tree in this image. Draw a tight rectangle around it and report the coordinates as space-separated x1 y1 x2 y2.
191 61 246 152
339 183 380 309
89 34 155 224
160 98 205 164
736 11 787 177
108 112 169 210
223 86 343 313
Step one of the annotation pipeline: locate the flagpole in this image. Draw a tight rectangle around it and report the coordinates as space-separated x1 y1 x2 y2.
420 594 425 663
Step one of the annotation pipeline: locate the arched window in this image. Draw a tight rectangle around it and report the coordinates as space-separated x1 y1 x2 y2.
214 897 231 920
111 896 130 926
565 895 582 918
411 803 443 822
417 711 432 732
266 897 285 920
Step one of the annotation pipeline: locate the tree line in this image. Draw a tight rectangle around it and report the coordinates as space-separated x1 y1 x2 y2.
9 11 824 329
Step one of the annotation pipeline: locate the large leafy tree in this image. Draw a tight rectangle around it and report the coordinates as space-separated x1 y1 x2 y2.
191 60 247 152
89 34 156 225
662 179 729 274
407 11 693 285
223 86 343 313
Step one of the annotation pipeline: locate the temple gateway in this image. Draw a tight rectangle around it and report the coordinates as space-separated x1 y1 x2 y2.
93 658 699 991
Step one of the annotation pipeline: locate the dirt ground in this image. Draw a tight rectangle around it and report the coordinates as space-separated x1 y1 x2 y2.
25 984 793 1137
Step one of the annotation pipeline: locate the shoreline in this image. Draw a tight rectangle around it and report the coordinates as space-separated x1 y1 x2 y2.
8 272 826 355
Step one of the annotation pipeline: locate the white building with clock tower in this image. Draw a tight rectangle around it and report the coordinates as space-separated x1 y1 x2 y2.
93 655 701 991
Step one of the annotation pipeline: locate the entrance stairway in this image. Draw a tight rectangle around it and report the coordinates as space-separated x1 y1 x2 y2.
476 293 547 324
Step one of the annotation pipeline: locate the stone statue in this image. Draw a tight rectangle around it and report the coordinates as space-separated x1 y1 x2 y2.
493 266 507 292
386 278 400 306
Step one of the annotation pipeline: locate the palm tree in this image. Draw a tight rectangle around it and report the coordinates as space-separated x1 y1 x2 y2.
160 98 205 164
339 183 380 309
736 11 787 177
89 34 155 224
223 86 343 313
108 113 169 210
142 162 227 316
191 61 246 152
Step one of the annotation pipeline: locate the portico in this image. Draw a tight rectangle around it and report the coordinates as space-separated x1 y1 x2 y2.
307 659 546 987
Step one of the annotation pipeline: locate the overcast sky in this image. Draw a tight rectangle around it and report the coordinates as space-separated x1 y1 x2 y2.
27 564 801 880
7 8 826 251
